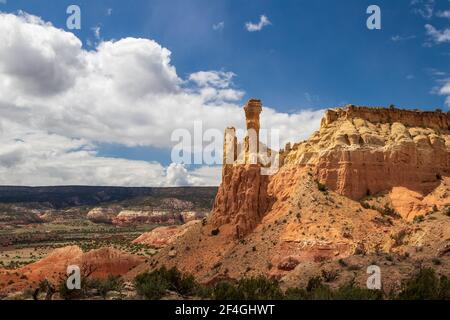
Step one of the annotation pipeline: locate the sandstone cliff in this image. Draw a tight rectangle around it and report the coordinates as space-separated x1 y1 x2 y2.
144 103 450 289
211 103 449 237
210 165 270 238
284 105 449 200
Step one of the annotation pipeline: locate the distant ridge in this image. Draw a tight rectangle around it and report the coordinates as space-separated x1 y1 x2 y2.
0 186 218 208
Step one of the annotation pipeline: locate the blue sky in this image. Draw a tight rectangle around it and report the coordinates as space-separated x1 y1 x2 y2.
2 0 449 109
0 0 449 186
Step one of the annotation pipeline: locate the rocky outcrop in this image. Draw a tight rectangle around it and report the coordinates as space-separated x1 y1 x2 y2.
284 105 450 200
321 105 449 130
159 198 195 211
132 221 199 248
87 200 205 226
210 164 270 238
112 210 180 226
210 100 271 238
149 103 450 285
210 103 450 237
87 207 117 223
0 246 144 294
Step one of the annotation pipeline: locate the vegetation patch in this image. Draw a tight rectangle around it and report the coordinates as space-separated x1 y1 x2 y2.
133 267 450 300
397 268 450 300
134 267 201 300
316 181 328 193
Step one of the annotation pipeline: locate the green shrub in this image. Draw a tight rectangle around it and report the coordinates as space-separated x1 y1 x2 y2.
397 268 450 300
338 259 348 267
134 267 200 300
381 205 401 218
212 276 283 300
321 269 339 283
58 280 85 300
445 206 450 217
432 258 442 266
361 202 371 210
333 280 383 300
90 275 124 299
316 181 328 192
211 281 241 300
284 287 310 300
285 285 334 300
236 276 283 300
58 275 123 300
413 215 425 223
285 278 381 300
438 276 450 300
133 267 450 300
134 270 168 300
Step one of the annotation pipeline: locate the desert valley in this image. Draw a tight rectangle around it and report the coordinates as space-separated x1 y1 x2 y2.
0 102 449 300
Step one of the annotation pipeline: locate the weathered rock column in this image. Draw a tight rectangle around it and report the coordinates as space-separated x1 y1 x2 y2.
210 99 270 239
244 99 262 164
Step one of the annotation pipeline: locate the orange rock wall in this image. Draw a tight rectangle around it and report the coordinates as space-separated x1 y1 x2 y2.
315 142 448 199
210 165 269 238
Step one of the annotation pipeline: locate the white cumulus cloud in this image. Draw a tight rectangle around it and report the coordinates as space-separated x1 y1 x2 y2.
0 12 323 187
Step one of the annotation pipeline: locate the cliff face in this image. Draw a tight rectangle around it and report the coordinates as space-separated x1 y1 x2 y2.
321 106 449 130
149 103 450 286
210 104 449 238
210 165 270 238
285 105 450 200
210 99 271 238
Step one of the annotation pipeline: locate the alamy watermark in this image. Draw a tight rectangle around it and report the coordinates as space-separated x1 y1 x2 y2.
367 5 381 30
66 265 81 290
171 122 281 175
367 265 382 290
66 5 81 30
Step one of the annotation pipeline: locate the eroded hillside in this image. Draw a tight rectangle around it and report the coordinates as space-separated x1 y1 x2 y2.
142 103 450 291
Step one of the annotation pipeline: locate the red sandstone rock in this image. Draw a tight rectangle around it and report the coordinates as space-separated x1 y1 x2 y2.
210 164 270 238
0 246 144 295
285 105 449 200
